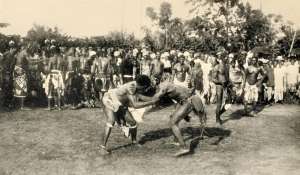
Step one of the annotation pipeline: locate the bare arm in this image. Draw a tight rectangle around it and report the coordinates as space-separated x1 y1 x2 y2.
128 95 157 109
136 94 155 101
257 68 266 85
211 67 220 84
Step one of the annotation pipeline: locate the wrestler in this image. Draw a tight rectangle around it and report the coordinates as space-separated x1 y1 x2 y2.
99 75 158 153
152 81 206 156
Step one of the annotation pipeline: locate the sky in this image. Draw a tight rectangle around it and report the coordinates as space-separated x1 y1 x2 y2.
0 0 299 38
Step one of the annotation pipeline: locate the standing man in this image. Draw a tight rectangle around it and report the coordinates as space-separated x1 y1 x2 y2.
243 57 266 116
120 51 135 84
150 53 164 85
172 55 190 88
263 59 275 104
92 49 113 102
211 52 230 125
229 58 245 103
2 40 17 109
13 43 30 110
274 56 285 103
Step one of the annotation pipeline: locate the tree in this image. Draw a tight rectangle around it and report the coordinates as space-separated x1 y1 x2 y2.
0 23 10 28
145 2 175 49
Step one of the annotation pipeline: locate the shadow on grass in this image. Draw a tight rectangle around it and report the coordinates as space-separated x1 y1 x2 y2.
137 126 231 156
222 104 266 124
139 126 231 145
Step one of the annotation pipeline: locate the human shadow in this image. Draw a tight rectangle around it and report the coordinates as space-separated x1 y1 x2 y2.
139 126 231 146
222 104 267 124
222 109 246 124
109 143 136 152
183 127 231 154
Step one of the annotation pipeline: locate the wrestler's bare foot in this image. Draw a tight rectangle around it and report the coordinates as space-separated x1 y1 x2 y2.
167 141 180 146
174 147 190 157
20 107 32 111
216 118 223 125
98 145 110 154
249 111 258 117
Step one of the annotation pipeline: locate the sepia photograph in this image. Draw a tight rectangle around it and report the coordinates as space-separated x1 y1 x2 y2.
0 0 299 174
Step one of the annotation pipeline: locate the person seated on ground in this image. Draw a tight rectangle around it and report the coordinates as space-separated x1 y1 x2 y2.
99 75 158 154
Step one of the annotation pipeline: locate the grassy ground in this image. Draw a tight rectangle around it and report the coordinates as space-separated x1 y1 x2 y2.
0 104 299 175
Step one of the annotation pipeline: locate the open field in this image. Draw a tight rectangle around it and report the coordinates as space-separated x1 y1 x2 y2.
0 104 299 175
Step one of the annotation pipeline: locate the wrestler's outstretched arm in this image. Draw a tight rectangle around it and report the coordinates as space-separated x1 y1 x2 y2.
128 95 158 109
136 94 155 101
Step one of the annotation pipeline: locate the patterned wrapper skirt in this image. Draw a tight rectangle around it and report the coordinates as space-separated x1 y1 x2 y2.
13 67 27 98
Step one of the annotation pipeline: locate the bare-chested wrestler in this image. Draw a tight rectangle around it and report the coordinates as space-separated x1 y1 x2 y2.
172 55 191 88
152 81 206 156
150 53 164 85
243 57 266 116
211 53 230 125
99 75 158 153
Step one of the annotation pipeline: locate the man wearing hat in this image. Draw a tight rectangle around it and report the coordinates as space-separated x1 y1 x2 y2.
274 56 285 103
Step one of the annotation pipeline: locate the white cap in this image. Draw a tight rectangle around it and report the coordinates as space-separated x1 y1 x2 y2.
114 51 120 57
170 50 176 55
9 40 15 46
246 51 254 59
89 51 97 57
150 53 156 59
177 52 183 57
276 56 284 61
183 51 190 57
259 58 269 63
